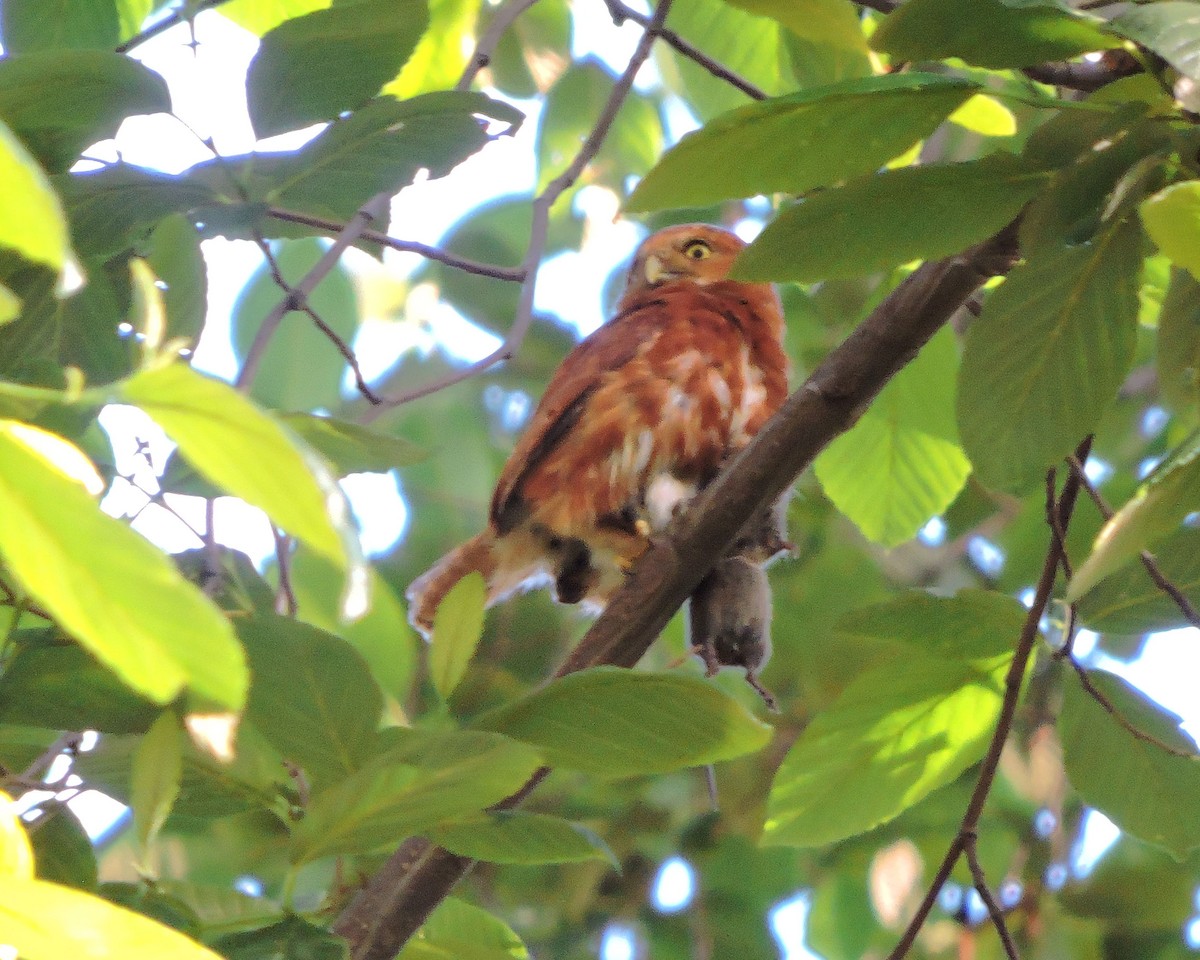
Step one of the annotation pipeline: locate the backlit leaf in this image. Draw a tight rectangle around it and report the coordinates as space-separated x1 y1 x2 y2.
278 413 426 475
764 649 1010 846
131 711 183 858
430 572 486 700
0 790 34 879
399 897 528 960
1158 267 1200 415
1141 180 1200 281
814 328 971 546
0 118 69 273
0 420 247 709
117 363 359 571
1075 529 1200 634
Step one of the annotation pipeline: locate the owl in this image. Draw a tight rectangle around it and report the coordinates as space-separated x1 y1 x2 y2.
407 224 790 696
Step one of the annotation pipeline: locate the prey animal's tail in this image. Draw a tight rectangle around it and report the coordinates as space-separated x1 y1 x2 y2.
406 532 497 638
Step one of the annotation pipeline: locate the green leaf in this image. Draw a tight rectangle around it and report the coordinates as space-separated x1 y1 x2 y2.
1158 267 1200 415
221 91 520 223
0 632 160 733
476 668 772 776
1076 529 1200 634
836 589 1027 660
0 51 171 173
131 711 183 858
285 548 419 704
117 363 360 572
212 915 347 960
236 614 383 787
736 155 1046 283
59 166 218 260
0 0 119 53
958 218 1143 494
114 0 152 40
0 119 70 273
871 0 1119 69
430 572 486 700
399 898 529 960
230 238 359 413
763 649 1010 846
0 420 247 709
1059 669 1200 858
431 811 617 867
280 413 426 475
725 0 870 61
28 805 97 890
0 282 18 324
291 731 542 862
1141 180 1200 281
0 879 225 958
626 73 977 212
1114 2 1200 85
246 0 430 139
814 328 971 546
144 214 207 345
948 93 1016 137
1069 431 1200 599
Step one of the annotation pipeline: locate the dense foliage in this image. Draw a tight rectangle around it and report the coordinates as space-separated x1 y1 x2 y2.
1 0 1200 958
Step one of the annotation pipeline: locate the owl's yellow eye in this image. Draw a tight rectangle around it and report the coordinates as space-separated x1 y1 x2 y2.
682 239 712 260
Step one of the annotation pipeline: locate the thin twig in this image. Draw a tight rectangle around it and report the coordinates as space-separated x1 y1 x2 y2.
364 0 676 416
886 437 1092 960
1065 655 1196 758
456 0 543 91
18 733 82 786
237 195 392 391
272 529 298 617
202 498 222 598
115 0 234 53
250 233 382 405
123 474 207 545
964 833 1019 960
601 0 767 101
1044 470 1073 579
265 208 526 281
1066 455 1200 630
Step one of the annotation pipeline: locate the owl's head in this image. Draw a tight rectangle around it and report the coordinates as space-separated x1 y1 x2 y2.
624 224 747 294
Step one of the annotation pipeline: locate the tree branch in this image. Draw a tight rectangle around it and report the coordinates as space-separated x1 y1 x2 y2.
115 0 235 53
1066 454 1200 630
363 0 675 416
964 833 1019 960
601 0 768 101
886 436 1092 960
456 0 543 91
265 208 526 281
333 220 1023 958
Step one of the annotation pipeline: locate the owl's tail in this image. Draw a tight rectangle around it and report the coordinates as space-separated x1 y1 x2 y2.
406 532 498 638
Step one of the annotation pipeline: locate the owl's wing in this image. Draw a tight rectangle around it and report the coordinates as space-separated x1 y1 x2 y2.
490 293 670 532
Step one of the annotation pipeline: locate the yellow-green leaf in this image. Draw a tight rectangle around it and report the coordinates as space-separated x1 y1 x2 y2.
0 420 247 709
0 878 225 959
131 711 183 859
0 117 69 272
0 790 35 879
430 572 486 700
1141 180 1200 281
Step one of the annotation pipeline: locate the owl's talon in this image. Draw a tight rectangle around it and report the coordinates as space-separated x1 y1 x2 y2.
634 518 651 538
745 671 779 712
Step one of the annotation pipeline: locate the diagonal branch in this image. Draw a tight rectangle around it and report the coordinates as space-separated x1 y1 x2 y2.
601 0 768 101
333 220 1023 959
456 0 543 91
886 436 1093 960
115 0 234 53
